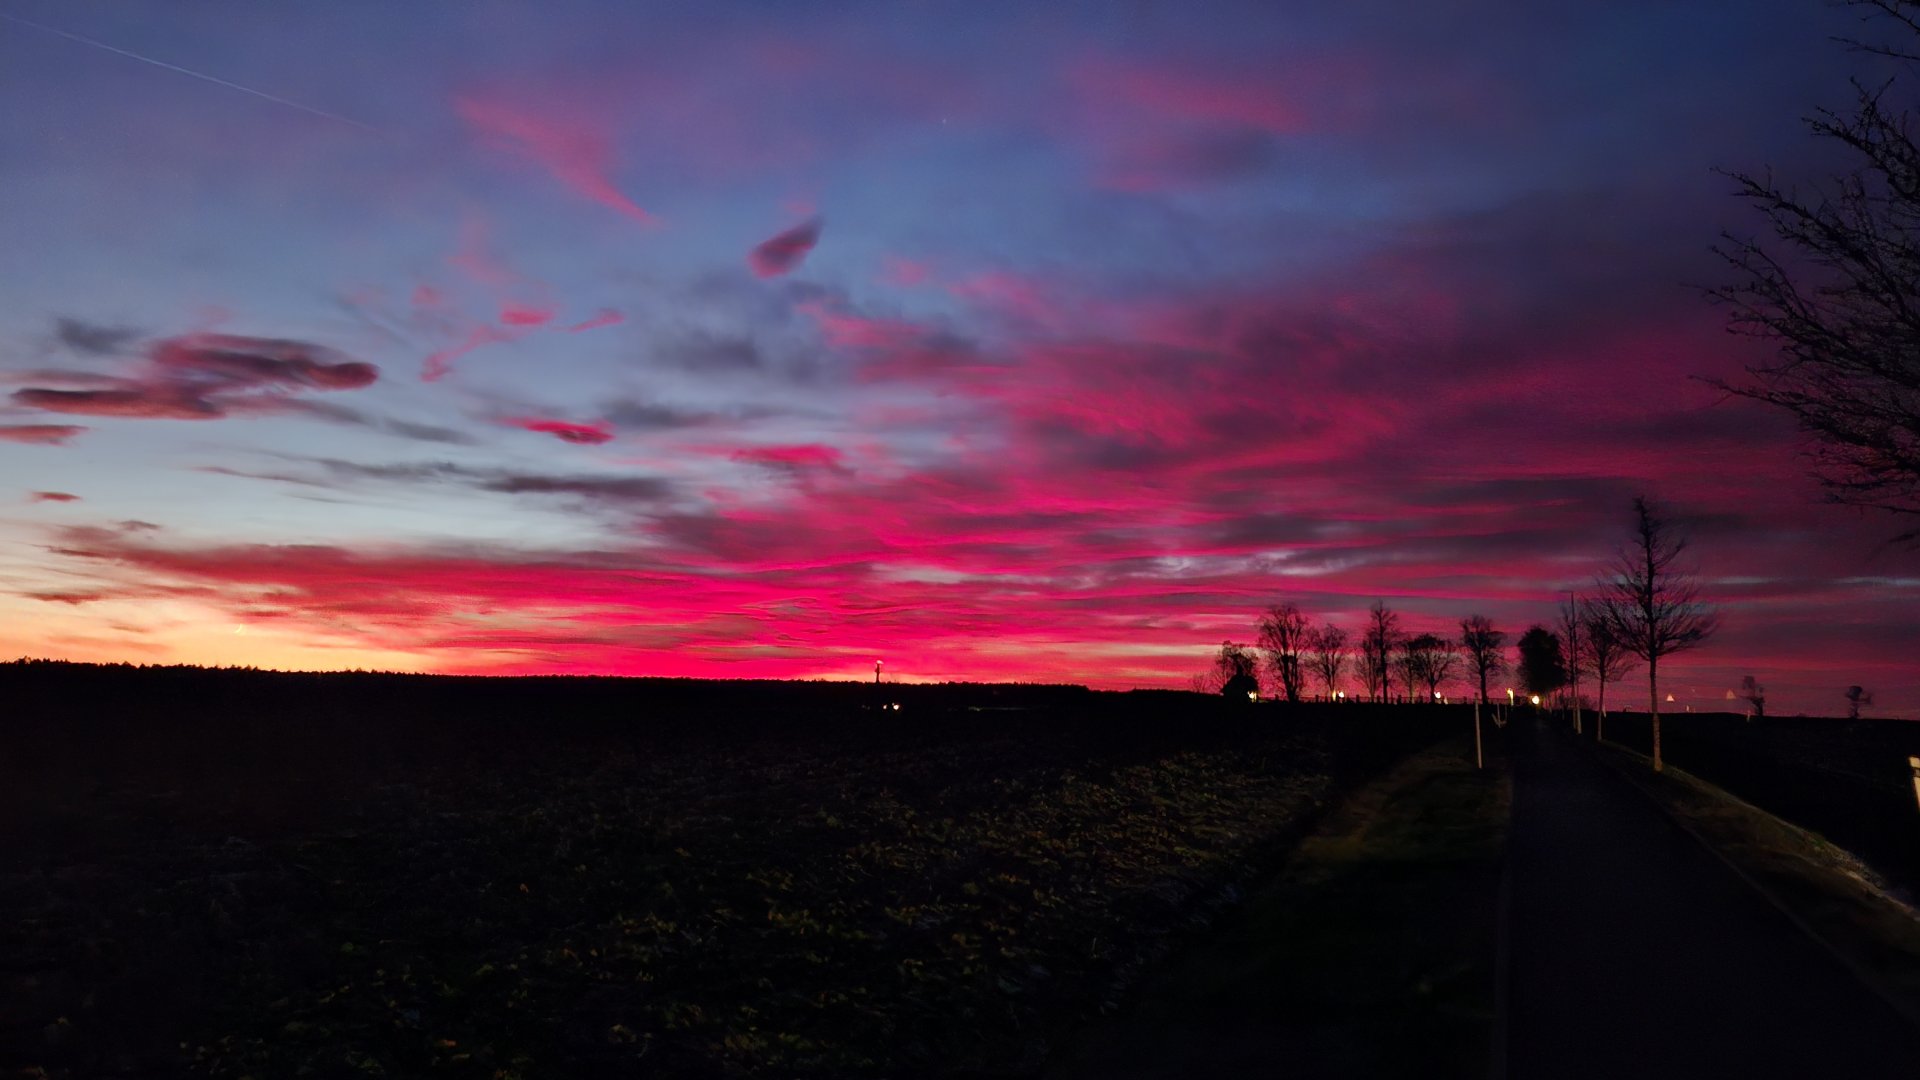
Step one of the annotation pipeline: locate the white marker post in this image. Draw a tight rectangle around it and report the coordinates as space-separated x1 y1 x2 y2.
1475 701 1484 770
1910 756 1920 815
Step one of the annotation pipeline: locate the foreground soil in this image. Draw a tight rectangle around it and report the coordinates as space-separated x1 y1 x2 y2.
3 700 1437 1078
1051 733 1510 1079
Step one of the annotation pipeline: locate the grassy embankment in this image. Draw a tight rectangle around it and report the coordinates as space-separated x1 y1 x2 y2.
1053 734 1511 1079
1591 738 1920 1028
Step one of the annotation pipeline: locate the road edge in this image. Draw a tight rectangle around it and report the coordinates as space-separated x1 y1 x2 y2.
1585 733 1920 1036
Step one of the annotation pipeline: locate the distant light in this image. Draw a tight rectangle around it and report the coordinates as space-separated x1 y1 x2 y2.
1248 690 1258 702
1434 691 1442 700
891 702 901 711
1529 694 1541 706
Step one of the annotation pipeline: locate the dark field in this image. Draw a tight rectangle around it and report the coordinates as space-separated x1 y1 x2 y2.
1596 709 1920 896
1 664 1444 1078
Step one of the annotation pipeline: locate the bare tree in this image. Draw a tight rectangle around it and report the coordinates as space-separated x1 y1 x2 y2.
1307 622 1349 700
1210 640 1260 699
1709 1 1920 541
1738 674 1767 719
1257 602 1312 703
1516 626 1567 702
1361 601 1401 703
1558 593 1586 734
1599 497 1719 772
1459 614 1507 705
1579 596 1640 741
1401 633 1460 701
1845 684 1875 719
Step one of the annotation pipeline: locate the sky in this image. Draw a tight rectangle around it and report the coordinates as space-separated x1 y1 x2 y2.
0 0 1914 717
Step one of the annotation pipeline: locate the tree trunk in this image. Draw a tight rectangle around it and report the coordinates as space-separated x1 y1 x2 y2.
1649 658 1662 773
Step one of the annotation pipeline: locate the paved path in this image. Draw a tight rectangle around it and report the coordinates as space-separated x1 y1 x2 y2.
1506 717 1920 1078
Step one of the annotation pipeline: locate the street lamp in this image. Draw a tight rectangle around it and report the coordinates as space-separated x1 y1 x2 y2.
1530 694 1542 707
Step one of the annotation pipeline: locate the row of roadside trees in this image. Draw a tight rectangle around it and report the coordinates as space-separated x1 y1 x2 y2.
1202 497 1718 771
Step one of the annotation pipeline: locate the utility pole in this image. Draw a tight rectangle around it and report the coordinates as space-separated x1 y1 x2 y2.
875 659 882 685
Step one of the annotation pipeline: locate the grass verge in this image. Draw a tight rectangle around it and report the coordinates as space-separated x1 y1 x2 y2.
1591 738 1920 1029
1050 735 1510 1079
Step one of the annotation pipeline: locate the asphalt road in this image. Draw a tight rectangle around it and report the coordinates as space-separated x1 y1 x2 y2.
1506 716 1920 1078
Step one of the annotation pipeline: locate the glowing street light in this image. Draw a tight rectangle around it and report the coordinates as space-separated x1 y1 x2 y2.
1530 694 1542 707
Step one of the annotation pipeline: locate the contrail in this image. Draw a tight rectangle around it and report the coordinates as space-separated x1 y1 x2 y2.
0 9 377 131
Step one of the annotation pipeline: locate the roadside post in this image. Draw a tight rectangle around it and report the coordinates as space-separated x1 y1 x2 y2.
1910 756 1920 814
1474 701 1484 770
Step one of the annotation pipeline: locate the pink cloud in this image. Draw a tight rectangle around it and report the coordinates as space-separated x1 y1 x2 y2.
14 332 378 419
504 416 615 445
13 387 224 420
29 491 81 503
880 257 932 288
1069 56 1310 134
0 424 87 445
422 324 521 382
455 95 658 225
1058 52 1352 191
729 443 849 471
562 309 625 333
499 302 557 327
748 217 824 278
151 334 378 390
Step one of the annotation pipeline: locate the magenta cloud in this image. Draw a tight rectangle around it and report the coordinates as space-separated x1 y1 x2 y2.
504 416 616 445
12 331 377 421
0 424 88 445
455 95 658 225
749 218 824 278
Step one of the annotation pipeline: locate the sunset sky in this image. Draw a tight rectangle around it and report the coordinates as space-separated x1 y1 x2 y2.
1 0 1913 716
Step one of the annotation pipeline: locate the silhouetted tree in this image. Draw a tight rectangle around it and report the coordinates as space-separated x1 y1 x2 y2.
1599 496 1718 772
1458 615 1506 705
1361 601 1401 703
1400 633 1460 701
1212 641 1260 700
1845 684 1875 719
1306 622 1349 700
1516 626 1567 702
1579 596 1640 740
1710 1 1920 542
1558 593 1587 733
1257 602 1311 703
1739 674 1767 718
